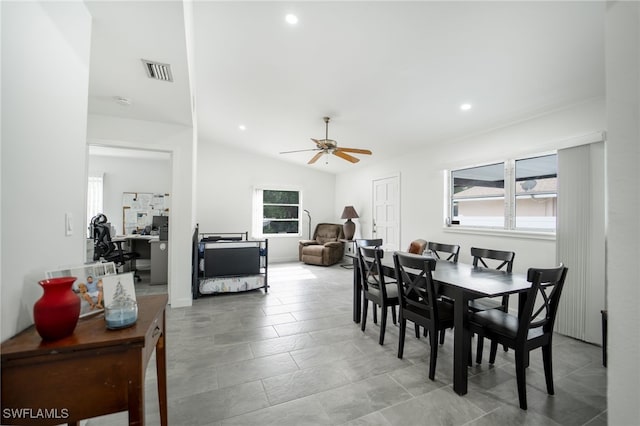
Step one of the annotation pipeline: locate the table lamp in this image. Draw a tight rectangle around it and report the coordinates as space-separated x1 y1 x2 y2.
341 206 359 241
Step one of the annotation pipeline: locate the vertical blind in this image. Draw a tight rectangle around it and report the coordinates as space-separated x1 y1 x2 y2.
555 142 605 343
87 174 104 236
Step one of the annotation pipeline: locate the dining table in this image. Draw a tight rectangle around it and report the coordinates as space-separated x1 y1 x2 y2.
347 251 531 395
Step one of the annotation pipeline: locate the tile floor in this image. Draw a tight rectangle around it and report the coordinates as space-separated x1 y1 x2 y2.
87 262 607 426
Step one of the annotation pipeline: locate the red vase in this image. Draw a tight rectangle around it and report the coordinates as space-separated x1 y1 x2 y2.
33 276 81 341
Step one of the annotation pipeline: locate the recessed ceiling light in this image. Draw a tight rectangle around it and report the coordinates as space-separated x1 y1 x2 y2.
460 103 472 111
285 14 298 25
238 125 247 131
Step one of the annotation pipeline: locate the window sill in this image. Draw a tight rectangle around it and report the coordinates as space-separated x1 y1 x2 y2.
442 226 556 241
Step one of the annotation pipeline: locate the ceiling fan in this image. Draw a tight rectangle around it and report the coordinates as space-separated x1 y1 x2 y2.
280 117 372 164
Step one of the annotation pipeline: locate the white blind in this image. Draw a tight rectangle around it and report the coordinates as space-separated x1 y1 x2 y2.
87 174 104 236
555 142 605 343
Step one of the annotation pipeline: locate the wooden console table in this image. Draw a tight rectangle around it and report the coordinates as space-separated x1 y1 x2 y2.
1 294 168 426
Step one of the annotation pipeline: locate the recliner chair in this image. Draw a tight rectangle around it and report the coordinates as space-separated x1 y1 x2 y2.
298 223 345 266
91 214 141 281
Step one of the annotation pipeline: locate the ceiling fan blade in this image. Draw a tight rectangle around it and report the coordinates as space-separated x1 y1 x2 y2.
333 150 360 163
335 147 372 155
308 151 324 164
280 148 323 154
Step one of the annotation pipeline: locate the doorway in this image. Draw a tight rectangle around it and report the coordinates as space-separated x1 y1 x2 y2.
87 145 173 287
372 174 400 251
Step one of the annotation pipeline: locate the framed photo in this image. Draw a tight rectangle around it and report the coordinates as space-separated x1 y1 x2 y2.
45 262 117 317
101 272 137 308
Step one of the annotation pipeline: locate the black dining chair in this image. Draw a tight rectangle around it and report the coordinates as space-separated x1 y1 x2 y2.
355 238 383 248
357 246 399 345
468 247 516 363
469 264 568 410
426 241 460 344
393 251 454 380
355 238 384 323
426 241 460 262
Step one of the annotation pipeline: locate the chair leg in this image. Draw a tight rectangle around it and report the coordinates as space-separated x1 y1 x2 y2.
476 335 484 364
489 341 499 364
414 323 420 339
542 344 555 395
515 350 528 410
398 318 406 359
391 305 397 324
361 300 368 332
428 327 439 380
379 305 388 345
373 305 378 324
439 329 445 345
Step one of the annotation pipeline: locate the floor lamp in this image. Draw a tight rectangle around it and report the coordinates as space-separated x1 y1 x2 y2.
303 209 311 240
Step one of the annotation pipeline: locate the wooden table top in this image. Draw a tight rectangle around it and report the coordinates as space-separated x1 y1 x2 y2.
1 294 168 360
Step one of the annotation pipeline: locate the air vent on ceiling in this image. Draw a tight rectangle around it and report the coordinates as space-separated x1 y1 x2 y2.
141 59 173 82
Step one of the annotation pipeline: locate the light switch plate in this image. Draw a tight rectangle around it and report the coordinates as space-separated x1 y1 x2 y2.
65 213 73 236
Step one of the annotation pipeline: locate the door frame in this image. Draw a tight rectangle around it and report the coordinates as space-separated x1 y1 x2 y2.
371 173 401 251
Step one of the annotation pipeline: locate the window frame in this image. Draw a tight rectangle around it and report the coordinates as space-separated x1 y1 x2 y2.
252 186 303 238
446 152 557 235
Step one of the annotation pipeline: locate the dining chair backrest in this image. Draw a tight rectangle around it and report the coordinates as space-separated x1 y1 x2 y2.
357 246 389 296
393 251 439 322
427 242 460 262
471 247 515 272
407 239 428 255
356 238 383 248
519 264 569 341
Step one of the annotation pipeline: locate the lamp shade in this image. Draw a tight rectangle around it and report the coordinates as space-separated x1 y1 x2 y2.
341 206 359 220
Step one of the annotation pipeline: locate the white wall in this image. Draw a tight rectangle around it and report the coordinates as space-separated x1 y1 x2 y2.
336 98 605 274
87 114 194 308
1 2 92 340
605 1 640 423
196 142 337 263
89 154 171 235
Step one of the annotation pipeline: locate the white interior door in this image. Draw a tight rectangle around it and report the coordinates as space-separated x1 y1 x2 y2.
372 175 400 251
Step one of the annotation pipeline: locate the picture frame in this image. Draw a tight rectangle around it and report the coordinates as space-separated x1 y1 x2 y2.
101 272 137 308
45 262 117 317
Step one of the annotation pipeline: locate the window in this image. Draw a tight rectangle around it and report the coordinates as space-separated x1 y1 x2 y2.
451 162 505 228
449 153 557 231
87 174 104 237
514 155 557 230
254 188 301 236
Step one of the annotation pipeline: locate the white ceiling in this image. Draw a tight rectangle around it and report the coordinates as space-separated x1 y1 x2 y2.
85 1 605 173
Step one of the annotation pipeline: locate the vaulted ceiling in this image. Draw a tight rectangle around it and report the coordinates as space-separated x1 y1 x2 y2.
86 1 605 173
